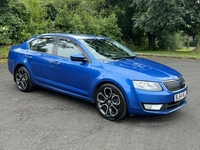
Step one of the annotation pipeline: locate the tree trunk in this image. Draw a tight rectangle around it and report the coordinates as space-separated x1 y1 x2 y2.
147 33 156 49
193 31 200 53
194 33 200 53
194 41 200 53
187 36 190 49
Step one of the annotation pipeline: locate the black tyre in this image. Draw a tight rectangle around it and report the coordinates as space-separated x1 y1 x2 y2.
95 84 127 121
14 66 33 92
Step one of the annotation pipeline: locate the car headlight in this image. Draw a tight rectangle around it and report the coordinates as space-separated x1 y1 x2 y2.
133 81 162 91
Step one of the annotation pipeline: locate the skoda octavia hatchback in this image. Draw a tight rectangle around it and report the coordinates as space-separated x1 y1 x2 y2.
8 33 187 121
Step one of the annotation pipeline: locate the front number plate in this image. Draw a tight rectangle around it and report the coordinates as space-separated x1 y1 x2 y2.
174 91 187 102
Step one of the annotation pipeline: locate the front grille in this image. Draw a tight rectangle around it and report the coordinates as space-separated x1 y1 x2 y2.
160 100 185 111
163 77 186 91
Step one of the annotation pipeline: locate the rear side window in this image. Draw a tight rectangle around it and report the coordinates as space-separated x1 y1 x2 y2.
29 37 55 54
30 39 38 50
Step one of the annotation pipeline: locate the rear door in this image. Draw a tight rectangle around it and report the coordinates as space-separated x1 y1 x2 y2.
52 37 91 97
26 36 56 86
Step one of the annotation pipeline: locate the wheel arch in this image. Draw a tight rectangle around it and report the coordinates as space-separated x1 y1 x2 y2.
13 64 33 83
93 80 129 120
14 64 25 82
14 64 35 92
92 80 129 105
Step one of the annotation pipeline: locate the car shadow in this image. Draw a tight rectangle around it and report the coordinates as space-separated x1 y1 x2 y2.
32 86 96 109
119 110 186 128
31 86 186 125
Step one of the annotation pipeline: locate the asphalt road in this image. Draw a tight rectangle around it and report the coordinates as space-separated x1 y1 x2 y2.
0 57 200 150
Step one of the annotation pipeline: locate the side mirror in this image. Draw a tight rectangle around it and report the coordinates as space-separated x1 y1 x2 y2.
70 53 88 62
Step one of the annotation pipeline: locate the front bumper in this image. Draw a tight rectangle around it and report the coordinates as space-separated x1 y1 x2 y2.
140 100 187 115
126 86 187 115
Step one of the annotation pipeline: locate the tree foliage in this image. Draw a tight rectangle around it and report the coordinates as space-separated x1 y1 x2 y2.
133 0 186 49
22 0 48 38
1 0 200 51
52 0 122 40
0 0 27 45
182 0 200 52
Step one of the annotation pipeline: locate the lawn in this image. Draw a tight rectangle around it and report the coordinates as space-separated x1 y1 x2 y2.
135 48 200 59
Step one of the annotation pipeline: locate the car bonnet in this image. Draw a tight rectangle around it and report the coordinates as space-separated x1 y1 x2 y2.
100 57 182 82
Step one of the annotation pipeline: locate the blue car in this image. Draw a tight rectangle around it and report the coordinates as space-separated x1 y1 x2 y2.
8 33 187 121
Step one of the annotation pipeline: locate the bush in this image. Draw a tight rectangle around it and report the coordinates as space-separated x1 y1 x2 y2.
0 45 11 58
157 32 184 50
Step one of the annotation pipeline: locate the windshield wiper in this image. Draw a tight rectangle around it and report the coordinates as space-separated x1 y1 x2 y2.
112 55 138 60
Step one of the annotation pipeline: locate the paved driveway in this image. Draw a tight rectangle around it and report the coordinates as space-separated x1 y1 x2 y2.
0 57 200 150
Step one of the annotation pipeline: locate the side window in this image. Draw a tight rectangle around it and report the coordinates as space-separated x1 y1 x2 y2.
57 39 82 58
29 39 38 51
36 38 55 54
29 37 55 54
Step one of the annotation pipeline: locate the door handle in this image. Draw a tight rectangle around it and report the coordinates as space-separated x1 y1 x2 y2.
52 61 60 65
26 55 32 59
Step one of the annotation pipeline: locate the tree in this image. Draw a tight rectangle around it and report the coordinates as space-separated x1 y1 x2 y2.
0 0 28 45
105 0 137 43
133 0 186 49
181 0 200 52
0 0 11 45
9 0 30 42
22 0 48 38
53 0 122 40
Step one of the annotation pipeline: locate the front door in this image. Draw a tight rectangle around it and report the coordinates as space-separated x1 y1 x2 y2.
52 38 91 97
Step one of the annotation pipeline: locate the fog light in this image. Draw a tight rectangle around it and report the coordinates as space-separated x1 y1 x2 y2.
143 104 163 110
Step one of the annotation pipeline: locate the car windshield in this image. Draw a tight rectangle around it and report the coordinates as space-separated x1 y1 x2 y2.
79 38 137 60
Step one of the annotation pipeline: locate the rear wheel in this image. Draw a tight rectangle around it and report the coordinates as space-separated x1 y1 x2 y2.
95 84 127 121
15 66 33 92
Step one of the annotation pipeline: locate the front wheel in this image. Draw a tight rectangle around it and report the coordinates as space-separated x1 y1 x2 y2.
95 84 127 121
14 66 33 92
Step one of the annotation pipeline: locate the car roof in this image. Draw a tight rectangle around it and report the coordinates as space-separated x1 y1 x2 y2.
38 33 110 40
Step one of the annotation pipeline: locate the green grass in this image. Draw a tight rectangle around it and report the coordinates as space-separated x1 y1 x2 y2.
135 48 200 59
0 45 11 59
